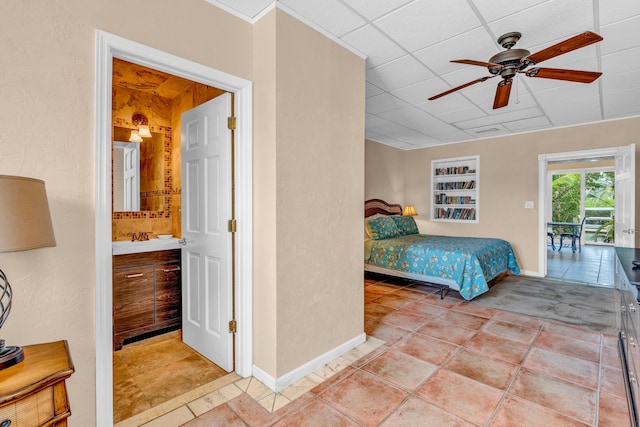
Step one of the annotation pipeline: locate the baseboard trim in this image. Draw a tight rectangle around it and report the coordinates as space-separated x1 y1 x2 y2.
520 270 542 277
252 332 367 392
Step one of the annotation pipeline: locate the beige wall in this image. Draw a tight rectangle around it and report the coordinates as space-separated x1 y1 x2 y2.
273 11 365 375
365 117 640 273
0 1 364 425
253 9 366 376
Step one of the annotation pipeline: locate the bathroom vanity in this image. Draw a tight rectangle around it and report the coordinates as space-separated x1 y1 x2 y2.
112 242 181 350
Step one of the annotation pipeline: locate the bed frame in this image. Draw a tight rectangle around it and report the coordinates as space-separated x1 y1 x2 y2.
364 199 450 299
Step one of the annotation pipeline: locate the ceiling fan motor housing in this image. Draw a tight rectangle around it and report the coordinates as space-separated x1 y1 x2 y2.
488 48 531 78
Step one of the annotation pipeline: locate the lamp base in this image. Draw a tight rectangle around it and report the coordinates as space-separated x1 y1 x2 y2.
0 342 24 370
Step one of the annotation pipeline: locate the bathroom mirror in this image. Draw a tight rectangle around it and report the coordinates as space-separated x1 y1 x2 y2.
112 126 170 215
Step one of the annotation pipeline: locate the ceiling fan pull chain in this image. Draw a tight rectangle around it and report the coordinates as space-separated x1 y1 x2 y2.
515 74 520 104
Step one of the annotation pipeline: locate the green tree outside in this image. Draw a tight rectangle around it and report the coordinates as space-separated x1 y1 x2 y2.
551 171 614 242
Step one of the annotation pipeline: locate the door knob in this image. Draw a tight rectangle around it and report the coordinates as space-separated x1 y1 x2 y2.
178 238 187 246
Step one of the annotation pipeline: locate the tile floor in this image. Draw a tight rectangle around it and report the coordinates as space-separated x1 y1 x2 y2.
127 275 630 426
547 244 615 287
113 331 229 424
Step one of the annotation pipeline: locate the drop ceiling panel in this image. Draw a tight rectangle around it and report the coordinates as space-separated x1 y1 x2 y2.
391 79 453 105
374 0 481 53
365 93 408 114
367 55 434 92
456 106 542 130
342 0 414 21
502 116 551 132
599 0 640 25
412 28 498 76
600 16 640 55
488 1 594 49
206 0 640 149
604 87 640 118
470 0 549 23
342 25 405 69
280 0 366 37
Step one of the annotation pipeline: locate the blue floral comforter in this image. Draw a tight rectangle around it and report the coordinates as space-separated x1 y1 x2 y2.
365 234 520 300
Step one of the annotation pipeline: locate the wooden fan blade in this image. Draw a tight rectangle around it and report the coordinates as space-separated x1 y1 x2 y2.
493 79 512 109
523 31 603 65
451 59 502 69
428 76 494 101
525 67 602 83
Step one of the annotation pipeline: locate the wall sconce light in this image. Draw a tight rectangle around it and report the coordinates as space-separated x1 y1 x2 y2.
132 113 152 138
129 130 143 143
402 205 417 216
0 176 56 369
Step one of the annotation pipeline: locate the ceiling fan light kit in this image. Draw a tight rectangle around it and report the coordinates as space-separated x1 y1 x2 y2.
428 31 604 109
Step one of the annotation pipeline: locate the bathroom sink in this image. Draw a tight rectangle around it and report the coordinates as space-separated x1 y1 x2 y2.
112 238 181 255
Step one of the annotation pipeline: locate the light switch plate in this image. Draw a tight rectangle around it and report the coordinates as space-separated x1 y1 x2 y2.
524 201 534 209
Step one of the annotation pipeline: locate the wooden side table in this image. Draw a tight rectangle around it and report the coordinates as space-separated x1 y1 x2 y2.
0 341 75 426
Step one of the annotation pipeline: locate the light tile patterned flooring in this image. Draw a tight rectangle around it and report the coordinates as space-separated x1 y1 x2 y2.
118 274 630 426
547 243 615 287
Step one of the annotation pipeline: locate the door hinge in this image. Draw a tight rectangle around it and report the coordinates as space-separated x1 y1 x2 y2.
228 219 237 233
228 116 237 130
228 319 237 334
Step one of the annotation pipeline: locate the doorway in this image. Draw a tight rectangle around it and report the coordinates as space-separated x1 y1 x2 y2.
95 31 253 427
538 145 636 285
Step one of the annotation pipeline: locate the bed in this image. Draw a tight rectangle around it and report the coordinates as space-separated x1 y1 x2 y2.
364 199 520 300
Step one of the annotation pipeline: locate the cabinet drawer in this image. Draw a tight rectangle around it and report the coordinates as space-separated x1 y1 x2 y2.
113 265 154 333
0 382 69 426
155 264 181 322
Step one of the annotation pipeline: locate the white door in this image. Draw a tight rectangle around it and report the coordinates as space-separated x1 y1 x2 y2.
615 143 636 247
181 93 233 371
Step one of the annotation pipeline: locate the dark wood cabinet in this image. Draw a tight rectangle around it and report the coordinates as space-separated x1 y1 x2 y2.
113 249 181 350
616 247 640 427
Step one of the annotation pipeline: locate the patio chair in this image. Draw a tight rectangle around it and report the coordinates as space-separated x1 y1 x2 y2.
547 231 556 251
559 216 587 253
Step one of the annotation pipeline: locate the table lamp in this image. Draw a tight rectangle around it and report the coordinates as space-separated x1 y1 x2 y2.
0 175 56 369
402 205 418 216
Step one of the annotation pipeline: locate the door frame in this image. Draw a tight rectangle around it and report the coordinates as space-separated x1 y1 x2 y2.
94 30 253 426
538 145 635 276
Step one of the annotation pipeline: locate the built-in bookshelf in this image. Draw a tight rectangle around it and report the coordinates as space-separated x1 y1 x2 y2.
431 155 479 223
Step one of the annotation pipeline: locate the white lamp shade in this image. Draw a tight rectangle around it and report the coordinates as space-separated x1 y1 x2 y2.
0 176 56 252
137 125 152 138
129 130 143 143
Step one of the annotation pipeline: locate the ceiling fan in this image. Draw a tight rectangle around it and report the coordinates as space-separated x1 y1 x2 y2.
428 31 604 109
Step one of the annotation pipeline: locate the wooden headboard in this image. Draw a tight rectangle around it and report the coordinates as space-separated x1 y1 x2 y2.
365 199 402 217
